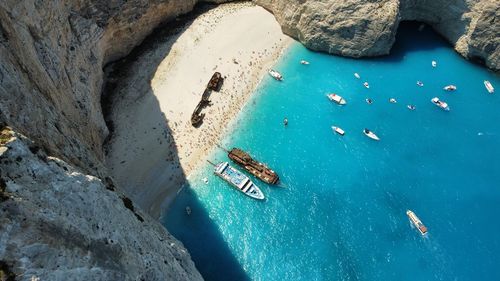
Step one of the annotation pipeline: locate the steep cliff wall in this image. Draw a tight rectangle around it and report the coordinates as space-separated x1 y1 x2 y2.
0 0 232 179
0 127 203 281
255 0 499 70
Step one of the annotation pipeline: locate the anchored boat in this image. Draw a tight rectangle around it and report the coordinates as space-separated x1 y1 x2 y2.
227 148 279 185
363 128 380 141
327 93 347 105
213 162 265 200
363 82 370 89
407 210 428 235
443 85 457 91
332 126 345 136
431 97 450 111
484 80 494 94
300 60 310 65
269 69 283 81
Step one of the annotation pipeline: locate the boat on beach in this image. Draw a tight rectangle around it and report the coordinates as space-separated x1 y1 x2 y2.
407 210 428 235
269 69 283 81
363 128 380 141
332 126 345 136
431 97 450 111
327 93 347 105
443 85 457 91
354 73 361 79
363 82 370 89
484 80 494 93
213 162 265 200
300 60 310 65
227 148 279 185
207 72 223 91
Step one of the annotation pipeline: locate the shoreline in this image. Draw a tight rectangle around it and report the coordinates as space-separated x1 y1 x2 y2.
105 2 293 218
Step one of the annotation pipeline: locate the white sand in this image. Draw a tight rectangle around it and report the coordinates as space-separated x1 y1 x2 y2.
106 2 292 217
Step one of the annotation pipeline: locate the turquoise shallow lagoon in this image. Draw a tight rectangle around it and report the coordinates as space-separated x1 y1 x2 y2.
162 23 500 280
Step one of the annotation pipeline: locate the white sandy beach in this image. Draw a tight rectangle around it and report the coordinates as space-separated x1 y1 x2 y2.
106 2 292 217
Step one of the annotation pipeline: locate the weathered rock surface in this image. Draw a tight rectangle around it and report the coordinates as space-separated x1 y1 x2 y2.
0 0 498 280
255 0 499 70
0 0 233 179
0 127 203 281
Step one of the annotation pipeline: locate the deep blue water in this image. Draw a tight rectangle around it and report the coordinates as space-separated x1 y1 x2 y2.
162 23 500 281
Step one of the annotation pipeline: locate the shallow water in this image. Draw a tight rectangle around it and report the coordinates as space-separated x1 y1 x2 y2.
162 23 500 281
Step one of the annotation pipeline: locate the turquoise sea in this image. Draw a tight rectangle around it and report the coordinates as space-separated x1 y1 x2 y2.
162 23 500 281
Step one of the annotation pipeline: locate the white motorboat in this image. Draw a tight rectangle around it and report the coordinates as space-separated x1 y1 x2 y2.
363 128 380 141
327 93 347 105
407 210 428 235
484 80 494 94
407 105 416 111
443 85 457 91
268 69 283 81
389 98 397 104
363 82 370 89
431 97 450 111
332 126 345 136
416 81 424 87
432 60 437 68
354 73 361 79
300 60 310 65
214 162 265 200
366 98 373 104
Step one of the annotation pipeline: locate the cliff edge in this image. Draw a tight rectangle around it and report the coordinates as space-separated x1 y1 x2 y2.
0 127 203 281
255 0 499 70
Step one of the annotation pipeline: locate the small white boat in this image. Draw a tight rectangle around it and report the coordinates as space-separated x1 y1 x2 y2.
407 210 428 235
327 93 347 105
268 69 283 81
416 81 424 87
443 85 457 91
365 98 373 104
300 60 310 65
432 60 437 68
214 162 265 200
389 98 397 104
363 128 380 141
484 80 494 94
354 73 361 79
407 105 416 111
332 126 345 136
185 206 192 215
363 82 370 89
202 177 209 184
431 97 450 111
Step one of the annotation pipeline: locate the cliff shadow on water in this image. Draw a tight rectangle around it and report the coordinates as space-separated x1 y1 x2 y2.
380 21 451 63
101 3 250 280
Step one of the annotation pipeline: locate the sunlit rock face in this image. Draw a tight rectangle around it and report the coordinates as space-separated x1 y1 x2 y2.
255 0 499 70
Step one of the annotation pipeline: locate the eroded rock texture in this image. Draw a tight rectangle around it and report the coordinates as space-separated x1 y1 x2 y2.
0 0 232 178
0 127 203 281
255 0 499 70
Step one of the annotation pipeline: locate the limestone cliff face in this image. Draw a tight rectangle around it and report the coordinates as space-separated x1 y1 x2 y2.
255 0 499 70
0 127 203 281
0 0 232 179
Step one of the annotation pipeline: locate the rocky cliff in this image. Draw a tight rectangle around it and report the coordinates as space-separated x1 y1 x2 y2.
0 127 203 281
255 0 499 70
0 0 498 280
